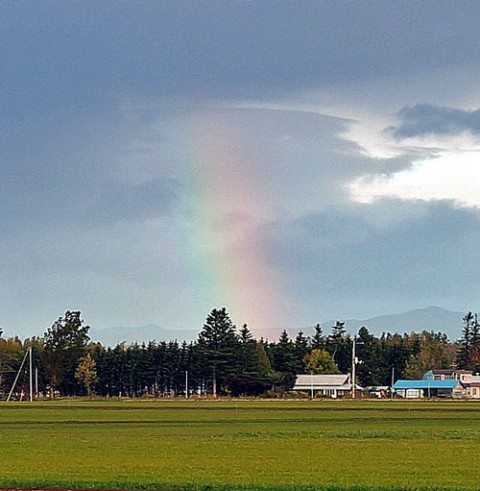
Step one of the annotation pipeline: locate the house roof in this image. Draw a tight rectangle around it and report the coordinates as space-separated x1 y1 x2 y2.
424 369 474 380
467 376 480 384
293 373 362 391
393 379 461 390
295 374 350 387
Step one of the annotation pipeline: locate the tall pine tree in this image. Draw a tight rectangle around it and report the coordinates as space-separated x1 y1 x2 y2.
197 308 239 396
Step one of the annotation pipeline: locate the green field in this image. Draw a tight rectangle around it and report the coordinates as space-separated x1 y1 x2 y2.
0 399 479 491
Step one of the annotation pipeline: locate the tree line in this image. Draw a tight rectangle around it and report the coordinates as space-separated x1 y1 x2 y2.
0 308 478 398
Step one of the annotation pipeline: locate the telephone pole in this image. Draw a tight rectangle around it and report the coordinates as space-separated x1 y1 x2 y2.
351 337 356 399
29 346 33 402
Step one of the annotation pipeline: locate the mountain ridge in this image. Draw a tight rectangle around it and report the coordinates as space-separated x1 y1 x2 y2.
89 306 466 346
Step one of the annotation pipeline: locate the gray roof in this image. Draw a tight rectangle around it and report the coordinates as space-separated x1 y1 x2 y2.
294 374 351 390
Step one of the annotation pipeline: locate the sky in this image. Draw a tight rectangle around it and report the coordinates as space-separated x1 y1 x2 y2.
2 2 480 339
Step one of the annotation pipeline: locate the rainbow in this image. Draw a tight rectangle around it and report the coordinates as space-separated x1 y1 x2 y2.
179 109 288 338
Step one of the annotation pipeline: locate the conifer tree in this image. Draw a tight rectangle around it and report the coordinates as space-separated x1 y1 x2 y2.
197 308 239 396
272 330 298 374
230 324 270 395
458 311 475 369
311 323 326 350
294 331 309 371
327 321 350 373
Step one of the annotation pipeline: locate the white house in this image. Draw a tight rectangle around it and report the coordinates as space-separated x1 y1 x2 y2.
293 374 361 398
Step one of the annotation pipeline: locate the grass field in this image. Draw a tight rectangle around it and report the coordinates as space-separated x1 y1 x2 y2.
0 399 479 491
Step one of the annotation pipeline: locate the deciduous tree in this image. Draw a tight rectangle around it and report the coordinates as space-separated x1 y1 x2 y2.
75 352 98 396
43 311 90 395
303 348 339 374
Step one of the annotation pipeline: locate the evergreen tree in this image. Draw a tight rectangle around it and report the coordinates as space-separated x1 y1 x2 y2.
269 330 298 393
458 311 475 369
327 321 350 373
311 323 326 350
356 326 384 386
197 308 239 396
230 324 271 396
271 330 298 374
177 341 192 397
330 321 346 340
457 312 480 371
294 331 309 371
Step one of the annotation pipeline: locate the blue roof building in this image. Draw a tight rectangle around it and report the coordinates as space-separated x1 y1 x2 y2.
393 379 464 398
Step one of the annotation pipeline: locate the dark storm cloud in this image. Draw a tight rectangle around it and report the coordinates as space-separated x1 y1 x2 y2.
391 104 480 139
2 1 480 112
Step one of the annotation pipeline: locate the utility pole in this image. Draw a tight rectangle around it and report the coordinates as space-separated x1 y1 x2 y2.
7 348 29 402
351 336 356 399
185 370 189 399
29 346 33 402
391 367 395 399
35 367 39 398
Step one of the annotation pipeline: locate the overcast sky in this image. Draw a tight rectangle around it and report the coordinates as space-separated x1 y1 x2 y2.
2 2 480 338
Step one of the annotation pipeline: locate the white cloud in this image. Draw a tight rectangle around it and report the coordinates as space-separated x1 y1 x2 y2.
234 63 480 161
348 151 480 208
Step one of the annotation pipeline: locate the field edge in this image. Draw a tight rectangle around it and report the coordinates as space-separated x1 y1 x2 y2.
0 482 475 491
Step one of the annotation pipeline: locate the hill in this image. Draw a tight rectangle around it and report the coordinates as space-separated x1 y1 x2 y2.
89 306 465 346
89 324 197 346
323 306 464 340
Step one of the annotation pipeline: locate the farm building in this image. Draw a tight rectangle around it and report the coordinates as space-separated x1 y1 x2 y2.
293 374 362 398
393 379 464 398
424 369 480 399
425 369 474 383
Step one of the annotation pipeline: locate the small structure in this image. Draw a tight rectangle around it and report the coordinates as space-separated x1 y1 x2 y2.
393 379 464 398
465 381 480 399
366 386 390 398
293 374 362 398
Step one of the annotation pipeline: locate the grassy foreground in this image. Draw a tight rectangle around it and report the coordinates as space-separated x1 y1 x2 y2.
0 399 479 491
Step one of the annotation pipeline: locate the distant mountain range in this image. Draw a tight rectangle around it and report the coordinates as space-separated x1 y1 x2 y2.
89 306 465 346
323 306 464 340
89 324 198 347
